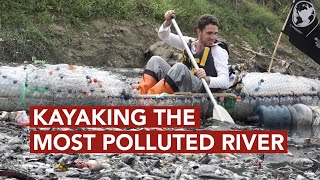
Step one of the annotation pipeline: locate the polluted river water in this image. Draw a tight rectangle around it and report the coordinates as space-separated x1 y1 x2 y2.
0 64 319 179
0 117 319 179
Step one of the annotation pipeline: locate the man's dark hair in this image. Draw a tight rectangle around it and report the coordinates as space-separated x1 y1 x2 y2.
197 14 220 31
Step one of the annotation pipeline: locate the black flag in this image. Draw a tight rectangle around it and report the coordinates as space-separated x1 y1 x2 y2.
283 0 320 65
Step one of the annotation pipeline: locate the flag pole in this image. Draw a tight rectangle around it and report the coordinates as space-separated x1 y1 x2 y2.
268 0 296 73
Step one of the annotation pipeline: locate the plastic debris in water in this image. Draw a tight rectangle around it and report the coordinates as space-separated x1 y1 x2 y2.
55 163 68 172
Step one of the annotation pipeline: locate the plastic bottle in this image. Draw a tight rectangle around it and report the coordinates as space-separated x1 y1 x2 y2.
173 96 182 106
166 96 174 106
158 96 166 106
144 96 157 106
54 89 64 105
255 94 264 106
301 93 313 105
128 96 137 106
151 96 157 106
142 97 148 106
249 105 297 131
270 93 280 106
288 93 295 105
248 95 257 113
279 94 287 106
184 96 192 106
311 93 319 106
262 94 272 106
109 96 115 106
192 96 202 107
292 92 300 104
119 95 126 106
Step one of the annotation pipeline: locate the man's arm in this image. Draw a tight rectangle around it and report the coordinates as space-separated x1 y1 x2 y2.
158 10 193 50
158 25 191 50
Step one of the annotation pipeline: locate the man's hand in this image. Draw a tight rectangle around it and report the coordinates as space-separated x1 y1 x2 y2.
195 68 210 84
163 10 175 28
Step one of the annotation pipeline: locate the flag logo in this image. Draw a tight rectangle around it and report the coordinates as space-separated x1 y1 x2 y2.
282 0 320 64
292 1 316 27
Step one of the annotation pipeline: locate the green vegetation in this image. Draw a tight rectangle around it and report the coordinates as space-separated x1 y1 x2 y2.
0 0 318 51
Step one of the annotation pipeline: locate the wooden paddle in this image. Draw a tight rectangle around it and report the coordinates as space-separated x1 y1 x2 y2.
171 19 234 124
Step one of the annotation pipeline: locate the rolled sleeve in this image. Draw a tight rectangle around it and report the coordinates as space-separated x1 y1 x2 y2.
158 24 171 39
158 24 192 50
208 46 229 89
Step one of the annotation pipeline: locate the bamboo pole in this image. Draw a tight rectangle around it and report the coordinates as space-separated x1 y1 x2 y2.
268 0 296 73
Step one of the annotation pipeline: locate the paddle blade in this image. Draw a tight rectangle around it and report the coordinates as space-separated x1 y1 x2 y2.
212 105 235 124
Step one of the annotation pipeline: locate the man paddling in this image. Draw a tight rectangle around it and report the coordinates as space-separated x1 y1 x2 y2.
136 10 229 94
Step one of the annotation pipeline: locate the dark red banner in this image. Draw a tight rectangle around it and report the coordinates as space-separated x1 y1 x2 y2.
30 130 288 154
29 106 201 128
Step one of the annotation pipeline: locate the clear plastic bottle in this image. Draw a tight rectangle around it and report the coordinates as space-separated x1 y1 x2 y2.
144 96 157 106
287 93 295 105
192 96 202 107
54 89 64 105
119 95 126 106
292 92 300 104
255 94 263 106
172 97 177 106
165 96 174 106
280 93 294 105
300 93 313 105
311 93 319 106
262 94 272 106
184 96 192 106
158 96 166 106
128 96 137 106
109 95 115 106
170 96 177 106
279 94 287 106
270 93 280 106
248 95 257 115
142 96 148 106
